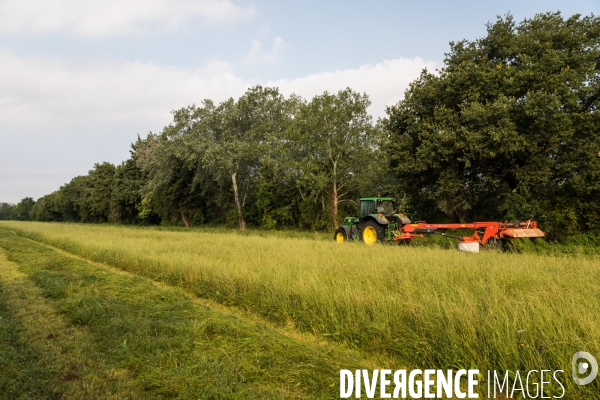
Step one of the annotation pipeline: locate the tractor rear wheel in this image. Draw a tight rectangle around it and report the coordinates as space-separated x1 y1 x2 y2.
360 220 385 245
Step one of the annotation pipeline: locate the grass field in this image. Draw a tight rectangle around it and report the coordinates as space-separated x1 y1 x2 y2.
1 221 599 398
0 227 375 398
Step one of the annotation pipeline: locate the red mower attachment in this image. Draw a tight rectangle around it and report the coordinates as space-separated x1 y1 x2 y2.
397 220 545 245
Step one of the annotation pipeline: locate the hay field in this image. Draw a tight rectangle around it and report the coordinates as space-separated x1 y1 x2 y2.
1 221 599 397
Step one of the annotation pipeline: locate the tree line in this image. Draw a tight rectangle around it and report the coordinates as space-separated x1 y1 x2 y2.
2 13 599 240
5 87 386 231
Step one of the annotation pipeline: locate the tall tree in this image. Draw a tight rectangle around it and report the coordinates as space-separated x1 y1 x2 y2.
291 88 379 228
0 203 14 220
13 197 35 220
182 86 292 230
59 175 90 222
138 110 217 227
111 139 147 224
31 192 62 222
88 162 117 222
385 12 600 236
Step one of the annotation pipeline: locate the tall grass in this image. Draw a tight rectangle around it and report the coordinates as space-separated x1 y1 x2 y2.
0 229 365 398
2 221 599 396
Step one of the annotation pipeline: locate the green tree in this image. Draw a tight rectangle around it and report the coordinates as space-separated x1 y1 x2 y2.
87 162 116 222
158 86 295 230
202 87 291 230
53 176 84 222
13 197 35 220
57 175 90 222
111 139 148 224
385 12 600 236
31 192 62 221
137 109 215 227
290 88 379 228
231 87 299 229
0 203 14 220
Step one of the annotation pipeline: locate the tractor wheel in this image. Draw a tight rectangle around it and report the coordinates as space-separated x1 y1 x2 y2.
360 220 385 245
333 227 348 243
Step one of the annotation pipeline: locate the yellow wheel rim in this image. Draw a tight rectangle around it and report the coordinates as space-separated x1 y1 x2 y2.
336 232 345 243
363 226 377 245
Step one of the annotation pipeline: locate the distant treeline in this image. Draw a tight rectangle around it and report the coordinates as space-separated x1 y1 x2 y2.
3 13 599 241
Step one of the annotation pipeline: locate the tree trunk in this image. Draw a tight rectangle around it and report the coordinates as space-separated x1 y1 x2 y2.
452 203 467 223
332 165 338 229
231 172 246 230
181 212 190 228
328 140 339 229
331 188 339 230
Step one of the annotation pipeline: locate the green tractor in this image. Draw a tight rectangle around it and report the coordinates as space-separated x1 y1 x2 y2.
334 196 547 248
333 196 412 245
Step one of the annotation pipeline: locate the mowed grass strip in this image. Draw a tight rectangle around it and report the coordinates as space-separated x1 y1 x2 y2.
0 248 143 399
2 222 599 397
0 228 366 399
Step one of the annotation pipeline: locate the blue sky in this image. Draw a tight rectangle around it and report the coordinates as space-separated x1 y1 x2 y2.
1 0 598 203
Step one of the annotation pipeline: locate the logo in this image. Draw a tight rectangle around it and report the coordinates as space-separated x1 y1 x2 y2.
572 351 598 386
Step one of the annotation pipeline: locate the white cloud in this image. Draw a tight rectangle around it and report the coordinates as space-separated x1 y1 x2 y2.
243 36 289 64
0 50 436 140
198 57 234 75
0 48 246 137
0 49 437 202
256 23 271 38
0 0 255 38
268 57 439 119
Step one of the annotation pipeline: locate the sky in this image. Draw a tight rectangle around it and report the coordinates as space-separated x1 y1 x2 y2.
1 0 598 203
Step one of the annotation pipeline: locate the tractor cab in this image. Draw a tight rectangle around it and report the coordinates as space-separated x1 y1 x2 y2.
359 197 395 218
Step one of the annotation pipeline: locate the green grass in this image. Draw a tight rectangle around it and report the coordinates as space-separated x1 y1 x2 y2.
0 228 373 399
1 221 599 398
0 247 142 399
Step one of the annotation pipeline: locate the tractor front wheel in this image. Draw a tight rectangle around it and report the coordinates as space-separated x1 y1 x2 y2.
333 227 349 243
360 220 385 245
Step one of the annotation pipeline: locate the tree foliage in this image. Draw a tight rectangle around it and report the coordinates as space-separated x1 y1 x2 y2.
290 89 379 228
133 86 379 230
0 202 14 220
385 12 600 238
13 197 35 221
